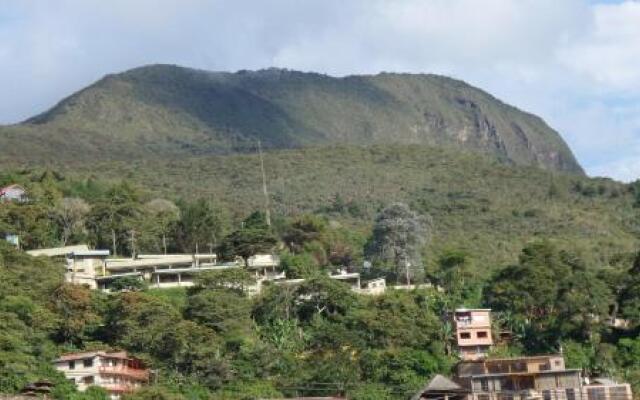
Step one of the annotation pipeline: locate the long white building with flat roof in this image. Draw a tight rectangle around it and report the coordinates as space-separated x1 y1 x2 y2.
26 244 416 296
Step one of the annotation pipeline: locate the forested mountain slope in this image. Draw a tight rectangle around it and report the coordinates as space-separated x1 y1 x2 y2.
0 64 582 174
52 144 637 272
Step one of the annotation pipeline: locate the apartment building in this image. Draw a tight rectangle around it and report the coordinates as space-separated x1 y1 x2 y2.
453 308 494 360
53 351 148 399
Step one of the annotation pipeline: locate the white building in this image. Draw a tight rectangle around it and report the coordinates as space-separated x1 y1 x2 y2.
53 351 149 399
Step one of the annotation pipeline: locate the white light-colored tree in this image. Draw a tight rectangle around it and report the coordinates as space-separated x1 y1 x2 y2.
56 197 91 245
366 202 431 284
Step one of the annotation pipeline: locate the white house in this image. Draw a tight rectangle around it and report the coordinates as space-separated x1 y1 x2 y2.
53 351 149 399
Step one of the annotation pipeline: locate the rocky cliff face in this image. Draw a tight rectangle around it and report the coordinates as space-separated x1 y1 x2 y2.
0 64 583 174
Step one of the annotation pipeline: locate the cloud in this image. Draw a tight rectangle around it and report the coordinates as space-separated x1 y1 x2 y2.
0 0 638 181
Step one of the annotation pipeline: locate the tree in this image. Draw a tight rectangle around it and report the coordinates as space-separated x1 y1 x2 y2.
185 289 252 337
55 197 91 245
110 276 147 292
366 203 431 284
218 212 277 267
50 283 100 346
144 199 180 254
485 241 612 352
192 269 256 294
87 183 140 256
282 214 327 253
174 199 228 254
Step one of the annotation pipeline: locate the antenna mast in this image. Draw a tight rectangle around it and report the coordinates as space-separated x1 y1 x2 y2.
258 140 272 226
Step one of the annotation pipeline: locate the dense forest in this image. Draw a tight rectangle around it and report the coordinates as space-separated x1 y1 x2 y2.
2 168 640 399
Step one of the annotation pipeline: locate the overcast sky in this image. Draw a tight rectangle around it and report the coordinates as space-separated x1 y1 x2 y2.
1 0 639 181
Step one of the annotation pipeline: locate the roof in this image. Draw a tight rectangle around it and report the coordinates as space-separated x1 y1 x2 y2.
459 354 563 364
0 184 25 193
73 250 110 257
106 256 194 269
412 375 468 400
455 308 492 312
592 378 618 386
54 350 131 362
27 244 90 257
464 369 582 379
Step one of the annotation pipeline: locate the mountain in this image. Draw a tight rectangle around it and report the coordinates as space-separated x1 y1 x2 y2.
0 64 582 174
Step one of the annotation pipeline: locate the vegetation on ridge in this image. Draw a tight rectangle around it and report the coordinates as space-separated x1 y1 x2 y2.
0 64 582 173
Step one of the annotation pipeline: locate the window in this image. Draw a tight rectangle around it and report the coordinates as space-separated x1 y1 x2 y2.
566 388 576 400
481 379 489 392
587 388 606 400
82 376 94 384
477 331 488 338
460 332 471 339
542 390 551 400
83 358 93 368
68 361 75 370
609 386 629 400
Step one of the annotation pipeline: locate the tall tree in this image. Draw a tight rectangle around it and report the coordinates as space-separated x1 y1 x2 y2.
218 212 277 267
174 199 228 254
55 197 91 245
87 183 140 256
143 199 180 254
366 203 431 284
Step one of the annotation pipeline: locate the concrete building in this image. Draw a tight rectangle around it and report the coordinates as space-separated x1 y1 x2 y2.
456 355 582 400
453 309 494 360
27 245 410 296
53 351 148 399
414 355 632 400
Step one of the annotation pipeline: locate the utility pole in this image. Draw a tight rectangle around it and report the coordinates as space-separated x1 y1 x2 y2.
258 140 271 227
129 229 136 259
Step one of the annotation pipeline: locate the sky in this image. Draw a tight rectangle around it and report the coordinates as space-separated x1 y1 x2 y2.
0 0 639 181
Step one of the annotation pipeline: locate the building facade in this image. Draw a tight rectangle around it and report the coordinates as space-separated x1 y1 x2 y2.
453 309 494 360
53 351 148 399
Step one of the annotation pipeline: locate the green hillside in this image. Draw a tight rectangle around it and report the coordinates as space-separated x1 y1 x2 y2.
52 144 637 273
0 64 582 174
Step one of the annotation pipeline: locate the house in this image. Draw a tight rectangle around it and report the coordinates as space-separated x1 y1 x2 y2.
20 380 55 398
66 249 111 288
0 184 27 203
4 233 19 248
53 351 148 399
355 278 387 295
412 374 470 400
455 354 582 400
413 309 635 400
453 309 494 360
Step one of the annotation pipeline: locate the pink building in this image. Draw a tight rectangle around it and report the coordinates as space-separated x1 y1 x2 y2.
0 184 27 203
453 308 494 360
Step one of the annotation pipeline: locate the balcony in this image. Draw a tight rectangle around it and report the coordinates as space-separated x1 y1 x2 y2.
99 366 149 381
99 383 138 393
